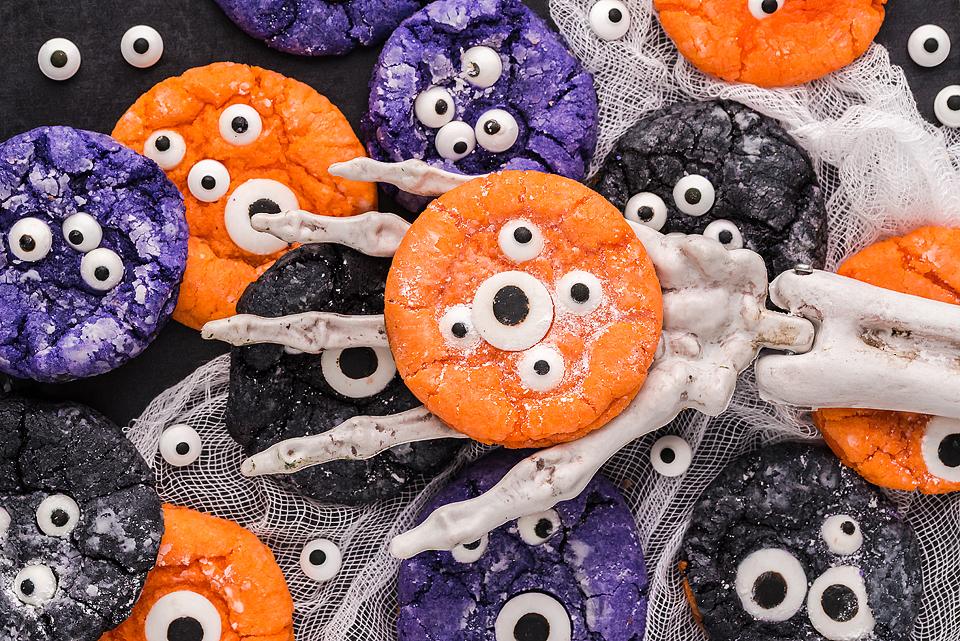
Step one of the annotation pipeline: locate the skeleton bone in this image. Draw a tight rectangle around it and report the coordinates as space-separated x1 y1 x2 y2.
328 157 482 196
251 209 408 257
201 312 388 353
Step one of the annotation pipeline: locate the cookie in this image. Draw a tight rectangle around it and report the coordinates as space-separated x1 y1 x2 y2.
813 226 960 493
0 398 164 641
592 100 827 277
227 244 464 504
680 442 922 641
385 170 662 448
654 0 886 87
112 62 377 330
363 0 599 210
0 126 187 382
398 450 648 641
99 504 294 641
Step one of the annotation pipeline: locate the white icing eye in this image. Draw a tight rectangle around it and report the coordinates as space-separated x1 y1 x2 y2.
159 424 202 467
435 121 476 161
673 175 715 216
556 271 602 316
452 533 489 563
921 416 960 482
806 566 875 640
144 131 187 170
62 213 102 252
702 219 744 250
735 548 807 622
439 304 482 350
188 160 231 202
471 271 554 351
9 217 53 262
38 38 81 81
415 87 456 128
300 538 342 582
748 0 784 19
80 248 125 291
623 192 667 230
144 591 222 641
908 25 950 68
223 179 295 255
517 509 561 545
495 592 572 641
461 46 503 88
821 515 863 556
517 345 565 392
650 435 692 477
475 109 519 153
589 0 631 41
13 565 58 606
498 220 544 263
121 25 164 68
0 507 9 540
321 347 396 399
934 86 960 127
219 104 263 146
36 494 80 537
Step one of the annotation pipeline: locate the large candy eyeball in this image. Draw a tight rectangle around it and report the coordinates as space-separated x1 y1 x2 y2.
475 109 519 153
224 179 295 255
415 87 456 129
462 46 503 88
300 538 342 582
321 347 397 398
921 416 960 482
498 220 544 263
36 494 80 537
62 213 102 253
121 25 164 68
219 104 264 146
702 219 744 250
159 424 202 467
80 248 125 291
144 130 187 170
650 435 692 477
188 160 231 202
472 271 554 351
518 345 565 392
934 86 960 127
14 565 58 606
556 271 602 316
452 533 489 563
517 509 561 545
806 566 875 640
589 0 631 41
495 592 572 641
435 121 476 161
673 175 715 216
9 217 53 262
145 591 222 641
821 515 863 556
38 38 81 81
624 192 667 230
439 304 482 350
748 0 784 19
735 548 807 622
908 25 950 68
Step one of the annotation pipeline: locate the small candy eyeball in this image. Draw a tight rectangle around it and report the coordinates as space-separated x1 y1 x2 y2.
415 87 456 128
439 304 482 350
517 345 565 392
673 174 715 217
702 219 744 250
498 219 544 263
144 591 222 641
735 548 808 622
36 494 80 537
934 86 960 127
556 271 603 316
748 0 784 20
38 38 81 81
219 104 264 146
159 423 202 467
188 159 231 202
62 213 102 253
14 565 58 606
144 130 187 170
471 271 554 351
475 109 519 153
435 121 476 161
121 25 164 68
806 566 875 640
321 347 397 399
589 0 631 41
300 538 343 582
452 533 489 563
821 515 863 556
921 416 960 482
461 46 503 88
80 248 125 292
650 435 692 477
624 192 667 230
494 592 572 641
8 217 53 262
517 509 561 545
908 25 950 68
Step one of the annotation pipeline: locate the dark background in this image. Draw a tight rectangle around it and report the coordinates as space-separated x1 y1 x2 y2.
0 0 549 425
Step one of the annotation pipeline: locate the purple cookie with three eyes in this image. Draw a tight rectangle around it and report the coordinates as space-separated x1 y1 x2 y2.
398 450 648 641
0 126 187 382
363 0 599 210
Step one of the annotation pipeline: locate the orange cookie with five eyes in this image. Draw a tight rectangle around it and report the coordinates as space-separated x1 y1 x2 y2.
655 0 885 87
385 170 663 448
99 504 294 641
814 226 960 493
112 62 376 330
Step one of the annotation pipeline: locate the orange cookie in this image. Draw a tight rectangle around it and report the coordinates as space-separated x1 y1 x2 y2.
112 62 376 330
814 226 960 493
654 0 886 87
385 170 663 448
99 505 294 641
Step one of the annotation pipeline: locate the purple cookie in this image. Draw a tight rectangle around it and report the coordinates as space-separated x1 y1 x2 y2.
214 0 431 56
0 127 187 382
398 450 648 641
364 0 599 210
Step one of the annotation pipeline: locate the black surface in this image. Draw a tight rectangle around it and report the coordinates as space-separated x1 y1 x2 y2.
0 0 549 426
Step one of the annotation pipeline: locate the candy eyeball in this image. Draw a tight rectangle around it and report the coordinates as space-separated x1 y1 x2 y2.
80 248 125 292
452 534 489 563
589 0 631 41
62 213 103 253
908 25 950 68
517 345 565 392
435 121 476 161
556 271 603 316
673 175 715 216
624 192 668 230
734 548 807 622
471 271 554 351
517 509 561 545
921 416 960 482
144 591 222 641
461 46 503 88
475 109 519 153
121 25 164 68
219 104 264 146
821 515 863 556
159 423 202 467
321 347 397 399
36 494 81 537
8 217 53 262
495 592 572 641
188 159 231 202
748 0 784 20
223 179 295 255
300 538 343 582
702 219 744 250
38 38 81 81
415 87 456 128
14 565 58 606
806 566 875 640
498 220 544 263
650 435 693 477
934 86 960 128
144 130 187 170
439 304 482 350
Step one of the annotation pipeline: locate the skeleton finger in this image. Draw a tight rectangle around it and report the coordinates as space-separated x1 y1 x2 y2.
251 210 409 256
328 157 482 196
201 312 388 352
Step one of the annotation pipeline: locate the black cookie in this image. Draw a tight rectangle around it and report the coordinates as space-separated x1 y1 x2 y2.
227 244 464 505
0 398 163 641
592 100 827 278
680 442 922 641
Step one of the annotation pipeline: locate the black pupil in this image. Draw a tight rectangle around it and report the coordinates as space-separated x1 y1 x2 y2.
68 230 84 245
821 584 859 622
752 571 787 609
492 285 530 326
484 120 502 135
19 235 36 252
435 100 449 116
841 520 856 536
133 37 150 55
660 447 676 464
463 539 482 550
534 518 553 539
248 198 282 218
94 266 111 282
155 136 171 152
200 176 217 191
167 617 205 641
608 7 622 22
938 434 960 468
570 283 590 303
636 206 654 222
50 509 70 528
453 141 468 155
20 579 35 596
718 230 734 244
309 549 327 566
339 347 379 380
760 0 778 13
684 188 702 205
533 360 550 376
50 50 68 68
175 442 191 456
232 116 249 134
451 322 468 339
513 226 533 244
924 37 940 54
948 95 960 111
514 612 550 641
